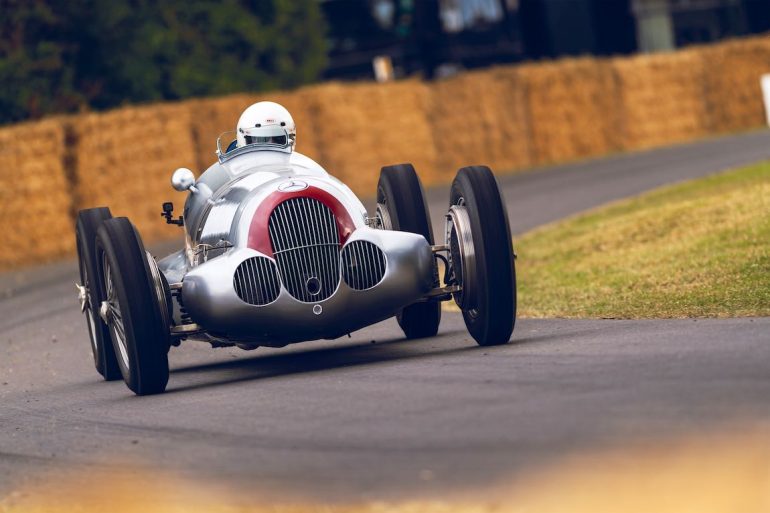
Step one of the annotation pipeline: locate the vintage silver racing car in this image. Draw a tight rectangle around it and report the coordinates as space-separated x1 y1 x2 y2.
75 110 516 395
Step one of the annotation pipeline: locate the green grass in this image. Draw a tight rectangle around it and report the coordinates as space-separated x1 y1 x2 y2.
516 161 770 318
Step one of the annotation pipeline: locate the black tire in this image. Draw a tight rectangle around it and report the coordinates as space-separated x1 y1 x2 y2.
377 163 441 338
450 166 516 346
76 207 121 380
95 217 170 395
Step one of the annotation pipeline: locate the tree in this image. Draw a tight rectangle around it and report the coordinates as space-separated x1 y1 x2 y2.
0 0 327 124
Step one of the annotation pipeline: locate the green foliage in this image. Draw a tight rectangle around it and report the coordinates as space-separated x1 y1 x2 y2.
0 0 327 124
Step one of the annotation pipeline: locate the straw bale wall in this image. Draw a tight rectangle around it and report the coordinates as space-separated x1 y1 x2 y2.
428 67 532 174
308 80 439 194
72 104 198 242
702 38 770 133
187 93 256 171
612 50 710 150
0 119 75 269
517 58 620 164
3 36 770 270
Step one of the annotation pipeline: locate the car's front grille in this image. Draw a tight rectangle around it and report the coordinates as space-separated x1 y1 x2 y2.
268 197 340 302
341 241 386 290
233 256 281 306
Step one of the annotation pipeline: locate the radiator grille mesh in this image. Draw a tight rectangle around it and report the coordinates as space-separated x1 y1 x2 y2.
341 241 386 290
233 257 281 306
268 197 341 302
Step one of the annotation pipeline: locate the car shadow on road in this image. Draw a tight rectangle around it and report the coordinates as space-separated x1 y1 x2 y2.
507 325 605 347
164 328 477 394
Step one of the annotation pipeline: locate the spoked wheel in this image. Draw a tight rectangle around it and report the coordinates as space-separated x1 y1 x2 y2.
95 217 170 395
377 163 441 339
75 207 121 380
448 166 516 346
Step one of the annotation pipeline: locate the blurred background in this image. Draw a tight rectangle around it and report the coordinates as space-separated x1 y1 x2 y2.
1 0 769 269
321 0 770 78
3 0 770 124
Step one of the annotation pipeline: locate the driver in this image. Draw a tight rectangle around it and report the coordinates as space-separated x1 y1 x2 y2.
236 101 296 152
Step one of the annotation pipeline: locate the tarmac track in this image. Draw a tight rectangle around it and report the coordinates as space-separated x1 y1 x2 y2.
1 130 769 501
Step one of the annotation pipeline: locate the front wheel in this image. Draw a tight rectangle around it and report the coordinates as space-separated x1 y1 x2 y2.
377 163 441 339
95 218 170 395
76 207 121 380
449 166 516 346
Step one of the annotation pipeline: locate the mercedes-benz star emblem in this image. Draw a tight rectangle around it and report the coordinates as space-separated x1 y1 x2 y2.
278 180 309 192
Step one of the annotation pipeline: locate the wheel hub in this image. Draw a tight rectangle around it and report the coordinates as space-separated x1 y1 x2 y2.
99 301 112 324
445 205 476 310
375 203 393 230
76 283 88 313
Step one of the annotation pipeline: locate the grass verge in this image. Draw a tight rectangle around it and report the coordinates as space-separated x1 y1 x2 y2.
517 160 770 318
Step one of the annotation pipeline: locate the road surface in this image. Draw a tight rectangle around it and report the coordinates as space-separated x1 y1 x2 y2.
1 130 769 501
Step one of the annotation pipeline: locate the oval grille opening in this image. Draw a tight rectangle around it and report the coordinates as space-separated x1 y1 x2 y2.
268 197 341 302
234 257 281 306
342 240 386 290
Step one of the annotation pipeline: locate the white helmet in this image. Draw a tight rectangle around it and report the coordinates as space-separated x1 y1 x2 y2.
236 101 296 152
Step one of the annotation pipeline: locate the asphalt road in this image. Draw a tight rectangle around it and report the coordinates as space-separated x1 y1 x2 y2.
1 130 769 501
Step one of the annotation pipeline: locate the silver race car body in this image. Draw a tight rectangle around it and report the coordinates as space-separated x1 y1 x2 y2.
159 147 434 347
76 126 515 395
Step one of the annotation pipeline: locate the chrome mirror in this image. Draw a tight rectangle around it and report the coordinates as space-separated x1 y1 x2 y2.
171 168 197 193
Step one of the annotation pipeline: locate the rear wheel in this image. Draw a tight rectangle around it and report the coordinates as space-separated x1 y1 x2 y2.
76 207 121 380
95 218 170 395
449 166 516 346
377 163 441 339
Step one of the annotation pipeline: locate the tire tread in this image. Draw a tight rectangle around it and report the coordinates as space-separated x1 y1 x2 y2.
378 164 441 339
451 166 516 346
96 217 169 395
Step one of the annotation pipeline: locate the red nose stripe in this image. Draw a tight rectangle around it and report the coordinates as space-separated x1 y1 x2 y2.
247 186 357 257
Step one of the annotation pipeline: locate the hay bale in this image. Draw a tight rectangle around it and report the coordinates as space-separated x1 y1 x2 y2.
428 67 532 175
187 89 321 171
0 118 75 269
187 93 255 170
73 103 198 242
612 50 709 150
702 36 770 133
307 79 438 196
516 57 620 165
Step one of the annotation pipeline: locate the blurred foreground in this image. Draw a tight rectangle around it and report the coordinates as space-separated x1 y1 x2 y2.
2 424 767 513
